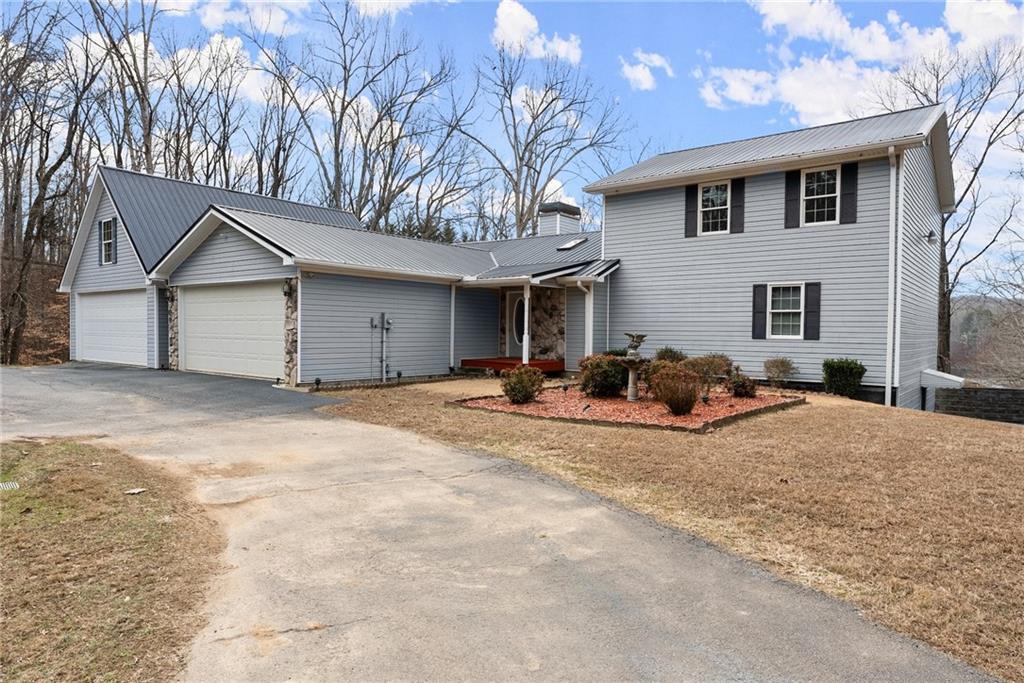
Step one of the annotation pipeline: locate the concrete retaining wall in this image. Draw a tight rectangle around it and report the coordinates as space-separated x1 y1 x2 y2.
934 387 1024 425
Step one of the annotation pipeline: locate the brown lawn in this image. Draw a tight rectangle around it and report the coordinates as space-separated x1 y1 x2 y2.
326 378 1024 681
0 439 223 682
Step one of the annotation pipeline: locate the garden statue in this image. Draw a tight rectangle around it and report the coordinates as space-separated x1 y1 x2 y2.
619 332 647 401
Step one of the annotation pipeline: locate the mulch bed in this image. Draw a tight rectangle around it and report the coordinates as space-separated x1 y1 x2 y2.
455 386 803 432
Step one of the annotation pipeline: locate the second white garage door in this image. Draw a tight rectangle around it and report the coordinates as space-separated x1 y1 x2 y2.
179 281 285 379
77 289 148 366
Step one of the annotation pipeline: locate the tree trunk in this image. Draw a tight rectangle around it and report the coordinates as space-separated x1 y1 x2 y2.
938 253 951 373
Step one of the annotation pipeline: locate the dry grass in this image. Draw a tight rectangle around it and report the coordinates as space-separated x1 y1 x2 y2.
0 439 224 682
327 378 1024 681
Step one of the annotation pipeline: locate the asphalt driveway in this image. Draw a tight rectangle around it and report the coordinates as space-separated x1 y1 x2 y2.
1 364 990 681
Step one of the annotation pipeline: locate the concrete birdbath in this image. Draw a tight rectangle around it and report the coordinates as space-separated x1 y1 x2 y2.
618 333 647 402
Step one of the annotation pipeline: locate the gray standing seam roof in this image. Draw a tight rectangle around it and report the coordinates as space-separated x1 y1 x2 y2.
585 105 945 193
466 232 602 265
100 166 362 271
472 261 594 280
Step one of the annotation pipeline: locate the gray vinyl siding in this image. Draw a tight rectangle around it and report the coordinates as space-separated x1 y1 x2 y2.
146 286 157 368
594 279 609 353
299 272 452 382
896 146 943 408
70 187 147 293
603 156 893 386
170 223 295 286
565 287 585 370
69 184 149 363
454 288 499 363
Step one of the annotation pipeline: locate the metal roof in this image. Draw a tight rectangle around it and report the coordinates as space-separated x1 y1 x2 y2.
100 166 362 271
574 259 620 277
472 261 594 280
467 232 602 266
585 105 947 195
216 207 496 278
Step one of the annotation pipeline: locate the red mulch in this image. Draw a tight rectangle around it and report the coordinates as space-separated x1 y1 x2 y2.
462 387 798 431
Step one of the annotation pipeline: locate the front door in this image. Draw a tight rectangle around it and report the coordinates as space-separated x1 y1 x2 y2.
506 291 526 358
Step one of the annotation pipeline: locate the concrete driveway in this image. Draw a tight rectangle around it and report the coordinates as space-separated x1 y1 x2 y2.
2 364 990 681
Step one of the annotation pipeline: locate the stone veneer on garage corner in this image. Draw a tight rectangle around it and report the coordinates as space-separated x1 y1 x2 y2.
166 287 179 371
284 277 298 386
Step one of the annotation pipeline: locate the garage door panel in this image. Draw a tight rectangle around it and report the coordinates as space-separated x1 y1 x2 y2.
78 290 148 366
181 282 284 379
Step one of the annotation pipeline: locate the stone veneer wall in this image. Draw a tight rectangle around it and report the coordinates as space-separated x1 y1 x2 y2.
166 287 178 370
497 286 565 360
284 277 298 385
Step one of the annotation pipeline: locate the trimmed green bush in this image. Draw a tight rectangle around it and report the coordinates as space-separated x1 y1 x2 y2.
764 356 796 387
654 346 687 362
579 354 628 397
639 359 675 393
649 364 700 415
822 358 866 398
730 368 758 398
605 347 629 357
500 365 545 404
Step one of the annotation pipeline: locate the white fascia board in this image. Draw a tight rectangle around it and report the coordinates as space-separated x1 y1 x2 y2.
584 135 927 196
455 276 531 287
294 258 462 284
58 171 146 292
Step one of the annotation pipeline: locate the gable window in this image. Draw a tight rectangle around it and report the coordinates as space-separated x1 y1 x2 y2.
801 166 839 225
698 180 730 234
100 219 115 264
769 283 803 338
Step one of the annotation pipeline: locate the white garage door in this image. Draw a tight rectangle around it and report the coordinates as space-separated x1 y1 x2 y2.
77 289 148 366
180 281 285 379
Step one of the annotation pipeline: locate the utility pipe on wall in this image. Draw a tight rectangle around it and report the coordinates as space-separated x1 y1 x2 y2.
884 145 898 407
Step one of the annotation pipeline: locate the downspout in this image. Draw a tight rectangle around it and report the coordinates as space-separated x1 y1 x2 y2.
894 149 909 405
884 146 898 407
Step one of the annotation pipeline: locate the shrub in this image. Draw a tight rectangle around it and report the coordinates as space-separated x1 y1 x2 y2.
605 347 629 357
730 368 758 398
639 359 675 393
579 354 628 397
649 364 700 415
763 356 796 387
500 365 545 404
654 346 687 362
681 353 733 396
822 358 867 398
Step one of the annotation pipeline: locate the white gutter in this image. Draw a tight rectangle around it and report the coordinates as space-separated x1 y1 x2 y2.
585 135 928 196
884 146 898 407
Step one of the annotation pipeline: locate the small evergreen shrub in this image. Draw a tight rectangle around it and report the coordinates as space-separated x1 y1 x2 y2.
640 359 676 393
579 354 628 397
500 365 545 404
822 358 867 398
654 346 687 362
730 368 758 398
764 357 796 387
681 353 733 396
649 364 700 416
605 347 629 357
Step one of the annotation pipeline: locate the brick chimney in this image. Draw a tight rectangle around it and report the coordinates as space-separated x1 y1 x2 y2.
536 202 581 237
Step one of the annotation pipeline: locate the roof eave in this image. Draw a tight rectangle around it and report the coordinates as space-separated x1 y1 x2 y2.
584 135 928 196
294 258 464 283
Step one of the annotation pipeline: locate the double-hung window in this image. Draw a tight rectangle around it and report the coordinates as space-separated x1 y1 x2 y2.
769 283 803 339
100 219 115 264
698 180 730 234
801 166 839 225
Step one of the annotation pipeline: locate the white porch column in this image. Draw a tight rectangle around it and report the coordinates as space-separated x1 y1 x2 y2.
522 283 531 365
449 284 456 369
584 283 594 357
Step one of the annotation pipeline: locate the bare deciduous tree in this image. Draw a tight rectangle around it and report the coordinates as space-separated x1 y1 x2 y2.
873 40 1024 371
971 230 1024 386
459 51 625 238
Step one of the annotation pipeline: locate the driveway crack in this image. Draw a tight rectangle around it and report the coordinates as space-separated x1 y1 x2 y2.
209 617 370 644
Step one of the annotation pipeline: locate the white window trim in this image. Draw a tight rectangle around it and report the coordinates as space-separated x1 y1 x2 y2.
698 179 731 235
800 165 840 227
767 281 805 340
100 219 114 264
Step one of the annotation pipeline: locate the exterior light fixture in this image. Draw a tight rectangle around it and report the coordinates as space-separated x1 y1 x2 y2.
925 229 937 244
282 280 293 297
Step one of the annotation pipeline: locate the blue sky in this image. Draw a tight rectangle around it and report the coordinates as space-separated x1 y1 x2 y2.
167 0 1022 208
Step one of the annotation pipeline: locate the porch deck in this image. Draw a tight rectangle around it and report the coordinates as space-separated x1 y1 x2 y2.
461 357 565 373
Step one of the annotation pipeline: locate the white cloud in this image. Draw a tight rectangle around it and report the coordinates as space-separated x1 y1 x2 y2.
491 0 582 64
701 66 774 108
197 0 308 37
350 0 428 18
157 0 200 15
619 48 674 91
944 0 1024 51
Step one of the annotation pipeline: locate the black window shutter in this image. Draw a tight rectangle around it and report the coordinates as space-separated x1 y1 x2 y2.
111 217 118 264
752 284 767 339
684 184 697 238
98 221 104 265
804 282 821 340
839 163 858 224
730 178 745 234
784 170 800 228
